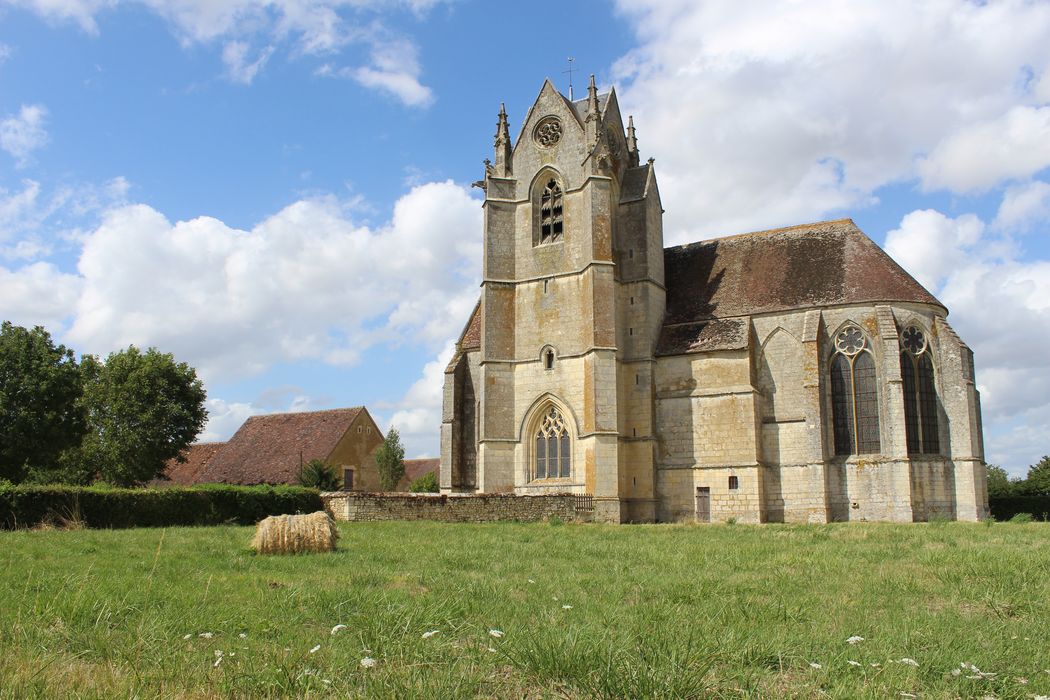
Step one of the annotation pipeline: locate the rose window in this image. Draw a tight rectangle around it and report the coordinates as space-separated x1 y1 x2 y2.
901 326 926 355
835 326 865 355
534 117 562 147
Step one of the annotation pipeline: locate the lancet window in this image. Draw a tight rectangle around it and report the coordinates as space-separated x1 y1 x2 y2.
830 325 881 455
539 179 563 244
899 325 940 454
534 406 571 479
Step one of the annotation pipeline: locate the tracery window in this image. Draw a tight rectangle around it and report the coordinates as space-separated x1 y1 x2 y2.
900 325 940 454
539 179 563 244
534 406 570 479
830 325 881 455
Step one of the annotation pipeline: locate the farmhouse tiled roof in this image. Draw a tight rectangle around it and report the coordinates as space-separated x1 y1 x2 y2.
402 458 439 486
658 218 942 355
197 407 364 485
153 442 224 487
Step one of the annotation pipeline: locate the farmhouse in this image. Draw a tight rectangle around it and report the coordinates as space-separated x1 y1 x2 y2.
440 77 989 524
158 407 438 491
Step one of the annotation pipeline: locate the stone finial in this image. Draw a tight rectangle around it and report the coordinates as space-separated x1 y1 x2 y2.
585 74 601 145
494 102 512 176
626 115 640 167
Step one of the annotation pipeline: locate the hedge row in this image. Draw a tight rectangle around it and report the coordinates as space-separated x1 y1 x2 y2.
0 484 323 529
988 494 1050 522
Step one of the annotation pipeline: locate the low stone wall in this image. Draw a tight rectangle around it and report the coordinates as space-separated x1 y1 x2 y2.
320 491 593 523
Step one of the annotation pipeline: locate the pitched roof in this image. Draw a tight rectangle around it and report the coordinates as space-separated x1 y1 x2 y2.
197 407 364 485
399 458 439 489
153 442 224 487
446 299 481 372
663 218 942 327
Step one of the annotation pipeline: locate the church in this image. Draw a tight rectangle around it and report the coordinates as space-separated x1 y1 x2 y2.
439 77 989 524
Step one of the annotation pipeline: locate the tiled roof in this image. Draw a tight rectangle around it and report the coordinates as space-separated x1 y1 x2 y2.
196 407 364 485
399 458 439 490
446 299 481 372
662 218 942 327
153 442 224 487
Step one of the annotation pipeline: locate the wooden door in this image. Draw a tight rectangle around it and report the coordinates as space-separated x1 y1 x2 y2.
695 487 711 523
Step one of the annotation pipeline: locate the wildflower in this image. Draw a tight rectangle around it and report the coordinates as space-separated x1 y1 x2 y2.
951 668 962 677
239 633 247 639
846 636 865 645
182 633 192 640
1016 677 1028 684
213 650 224 668
360 657 377 669
900 658 919 667
310 645 321 654
215 650 224 657
562 605 573 610
487 647 497 653
422 630 440 639
199 632 214 639
331 624 347 635
847 660 862 667
809 662 822 669
527 579 535 584
488 629 504 638
871 663 881 668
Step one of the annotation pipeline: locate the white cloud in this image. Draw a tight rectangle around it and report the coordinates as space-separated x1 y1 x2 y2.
0 43 11 63
62 180 481 385
222 40 274 85
0 261 82 330
884 203 1050 476
918 106 1050 193
612 0 1050 243
385 341 454 457
0 104 49 167
347 39 433 108
10 1 439 97
994 180 1050 232
198 397 260 442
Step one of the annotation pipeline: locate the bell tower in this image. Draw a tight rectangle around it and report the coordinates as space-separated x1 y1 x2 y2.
442 76 665 523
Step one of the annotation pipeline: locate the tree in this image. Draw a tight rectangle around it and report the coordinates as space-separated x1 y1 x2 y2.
0 322 85 483
298 458 342 491
1024 455 1050 495
986 464 1014 498
374 426 405 491
78 346 207 487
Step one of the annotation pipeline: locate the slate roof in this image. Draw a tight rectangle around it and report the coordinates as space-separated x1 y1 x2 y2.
153 442 224 487
197 407 364 485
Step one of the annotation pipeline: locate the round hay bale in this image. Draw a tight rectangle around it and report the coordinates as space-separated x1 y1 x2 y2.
251 511 339 555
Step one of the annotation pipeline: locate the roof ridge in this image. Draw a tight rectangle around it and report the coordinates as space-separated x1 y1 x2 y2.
245 406 364 421
665 217 857 252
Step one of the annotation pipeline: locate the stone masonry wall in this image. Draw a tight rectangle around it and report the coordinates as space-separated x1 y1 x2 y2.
321 492 592 523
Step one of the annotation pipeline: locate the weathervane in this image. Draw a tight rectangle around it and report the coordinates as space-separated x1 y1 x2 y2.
563 57 576 100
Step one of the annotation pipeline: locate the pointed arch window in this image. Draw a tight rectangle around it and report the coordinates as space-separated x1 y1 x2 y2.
534 406 571 479
539 179 563 244
830 325 881 455
900 326 940 454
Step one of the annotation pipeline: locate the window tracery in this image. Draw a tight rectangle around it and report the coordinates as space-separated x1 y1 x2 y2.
830 325 881 455
900 325 939 454
539 179 564 244
534 406 570 479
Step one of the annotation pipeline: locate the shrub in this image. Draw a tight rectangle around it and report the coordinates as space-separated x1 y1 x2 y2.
408 471 439 493
988 494 1050 522
0 483 322 529
1008 512 1034 524
297 459 341 491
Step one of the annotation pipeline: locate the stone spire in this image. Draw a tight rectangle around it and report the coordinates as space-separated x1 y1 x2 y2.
493 102 512 176
626 115 640 167
585 74 601 145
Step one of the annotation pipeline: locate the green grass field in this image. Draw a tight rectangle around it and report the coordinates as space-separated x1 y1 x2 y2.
1 521 1048 699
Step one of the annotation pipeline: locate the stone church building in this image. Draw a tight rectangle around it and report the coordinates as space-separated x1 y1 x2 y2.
440 77 988 524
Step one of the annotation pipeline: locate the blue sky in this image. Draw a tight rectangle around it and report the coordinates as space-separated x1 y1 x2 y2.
2 1 1049 476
